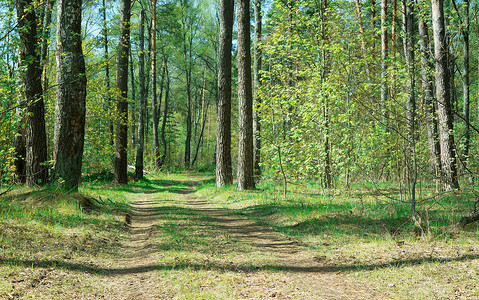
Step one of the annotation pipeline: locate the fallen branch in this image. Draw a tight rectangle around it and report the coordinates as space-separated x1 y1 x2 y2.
0 185 13 197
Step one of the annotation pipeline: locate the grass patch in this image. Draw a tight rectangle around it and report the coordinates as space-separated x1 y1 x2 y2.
204 179 479 299
0 181 132 298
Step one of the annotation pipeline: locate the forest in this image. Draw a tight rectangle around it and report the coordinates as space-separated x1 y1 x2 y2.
2 0 479 297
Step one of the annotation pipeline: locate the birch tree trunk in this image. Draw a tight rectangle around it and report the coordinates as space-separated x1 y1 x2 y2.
418 3 441 184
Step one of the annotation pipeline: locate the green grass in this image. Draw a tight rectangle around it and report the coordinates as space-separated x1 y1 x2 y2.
198 179 479 299
2 173 479 299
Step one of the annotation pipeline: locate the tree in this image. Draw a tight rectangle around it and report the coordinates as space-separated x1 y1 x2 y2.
380 0 387 125
253 0 262 179
402 0 418 217
16 0 49 186
135 9 146 179
216 0 234 187
114 0 131 185
53 0 87 190
151 0 160 169
159 58 170 167
418 0 441 183
102 0 113 146
237 0 255 190
431 0 459 190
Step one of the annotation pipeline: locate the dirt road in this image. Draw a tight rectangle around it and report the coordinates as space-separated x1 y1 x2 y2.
103 179 383 299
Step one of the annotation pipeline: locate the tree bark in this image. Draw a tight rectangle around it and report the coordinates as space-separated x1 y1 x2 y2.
322 0 332 188
151 0 161 170
135 9 146 179
192 67 211 167
253 0 262 179
114 0 131 185
160 59 170 167
461 0 470 169
14 102 26 183
216 0 234 187
380 0 388 125
237 0 255 190
402 0 418 216
130 48 136 149
354 0 370 75
182 12 194 169
53 0 87 191
418 2 441 182
102 0 113 146
431 0 459 190
16 0 49 186
40 0 54 91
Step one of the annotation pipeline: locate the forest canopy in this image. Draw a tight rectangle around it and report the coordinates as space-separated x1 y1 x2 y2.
1 0 478 204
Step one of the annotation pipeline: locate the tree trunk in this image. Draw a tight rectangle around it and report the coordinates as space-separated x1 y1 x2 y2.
114 0 131 185
216 0 234 187
418 3 441 182
380 0 388 125
130 48 136 149
322 0 332 188
402 0 418 217
17 0 49 186
160 59 170 168
14 101 26 183
40 0 54 91
354 0 370 75
462 0 470 169
102 0 113 146
253 0 262 179
135 9 146 179
237 0 255 190
431 0 459 190
130 47 136 149
184 36 193 169
53 0 87 190
192 68 211 167
151 0 161 170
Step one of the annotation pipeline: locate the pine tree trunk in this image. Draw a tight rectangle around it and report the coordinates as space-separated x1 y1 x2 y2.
114 0 131 185
462 0 470 169
151 0 161 170
160 60 170 168
253 0 262 179
102 0 113 146
135 9 146 179
184 37 193 169
402 0 418 216
237 0 255 190
216 0 234 187
17 0 49 186
54 0 87 190
130 49 136 149
431 0 459 190
354 0 370 75
380 0 388 125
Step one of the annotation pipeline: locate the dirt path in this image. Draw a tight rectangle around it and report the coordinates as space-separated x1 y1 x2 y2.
104 179 383 299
